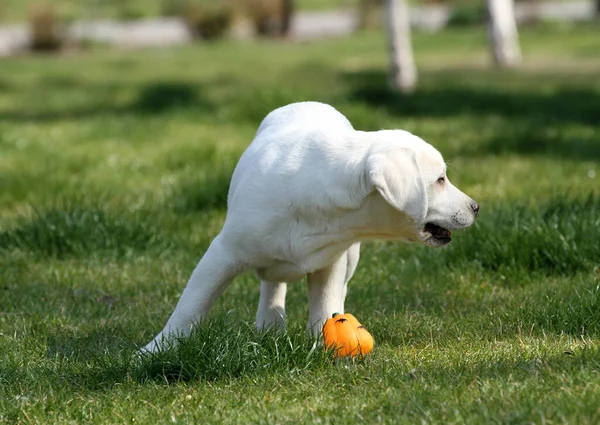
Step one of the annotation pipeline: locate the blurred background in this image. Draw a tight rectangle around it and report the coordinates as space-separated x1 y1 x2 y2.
0 0 598 56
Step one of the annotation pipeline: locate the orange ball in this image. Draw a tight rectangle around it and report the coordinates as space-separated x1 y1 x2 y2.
322 312 374 358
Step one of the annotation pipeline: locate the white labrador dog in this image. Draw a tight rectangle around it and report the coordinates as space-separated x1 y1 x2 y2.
142 101 478 352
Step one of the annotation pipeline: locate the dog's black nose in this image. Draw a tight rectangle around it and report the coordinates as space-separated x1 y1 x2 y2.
471 202 480 215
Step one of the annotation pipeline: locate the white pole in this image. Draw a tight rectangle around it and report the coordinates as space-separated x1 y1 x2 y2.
385 0 417 93
487 0 522 67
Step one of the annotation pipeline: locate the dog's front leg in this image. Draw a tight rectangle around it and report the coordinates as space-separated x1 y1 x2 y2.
306 254 350 338
341 243 360 313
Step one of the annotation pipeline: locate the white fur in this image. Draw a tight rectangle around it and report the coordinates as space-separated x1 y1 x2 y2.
142 101 477 352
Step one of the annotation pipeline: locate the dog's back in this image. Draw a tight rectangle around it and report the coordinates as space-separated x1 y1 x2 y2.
227 102 360 211
254 101 353 139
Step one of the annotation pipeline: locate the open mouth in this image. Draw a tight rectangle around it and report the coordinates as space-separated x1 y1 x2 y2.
424 222 452 244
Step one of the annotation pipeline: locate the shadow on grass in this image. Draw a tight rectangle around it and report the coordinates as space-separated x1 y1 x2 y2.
473 120 600 160
44 324 139 359
0 80 214 122
134 82 205 114
341 69 600 160
167 149 237 213
0 76 305 133
343 69 600 125
170 171 232 213
0 201 174 259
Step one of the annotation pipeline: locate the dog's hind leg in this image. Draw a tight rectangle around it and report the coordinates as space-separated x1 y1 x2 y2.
141 234 243 353
255 281 287 332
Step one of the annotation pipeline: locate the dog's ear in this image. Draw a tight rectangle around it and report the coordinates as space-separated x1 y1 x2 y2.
366 148 428 222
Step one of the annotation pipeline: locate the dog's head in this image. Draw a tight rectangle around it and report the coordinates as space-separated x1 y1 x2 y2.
366 130 478 247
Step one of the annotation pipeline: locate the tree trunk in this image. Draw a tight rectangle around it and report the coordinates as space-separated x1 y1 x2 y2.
385 0 416 93
280 0 293 36
487 0 521 67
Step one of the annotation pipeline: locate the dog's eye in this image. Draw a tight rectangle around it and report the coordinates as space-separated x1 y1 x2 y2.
437 176 445 185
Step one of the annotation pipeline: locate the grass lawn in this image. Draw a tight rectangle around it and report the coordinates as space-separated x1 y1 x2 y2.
1 25 600 423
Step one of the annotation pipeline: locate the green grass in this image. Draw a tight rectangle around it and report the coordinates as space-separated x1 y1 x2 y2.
1 26 600 423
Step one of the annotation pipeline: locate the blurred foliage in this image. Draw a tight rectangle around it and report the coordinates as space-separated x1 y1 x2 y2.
160 0 293 39
0 0 341 22
161 0 189 16
447 2 487 27
115 0 147 20
356 0 383 30
0 0 596 25
28 2 63 51
184 0 234 40
244 0 294 36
